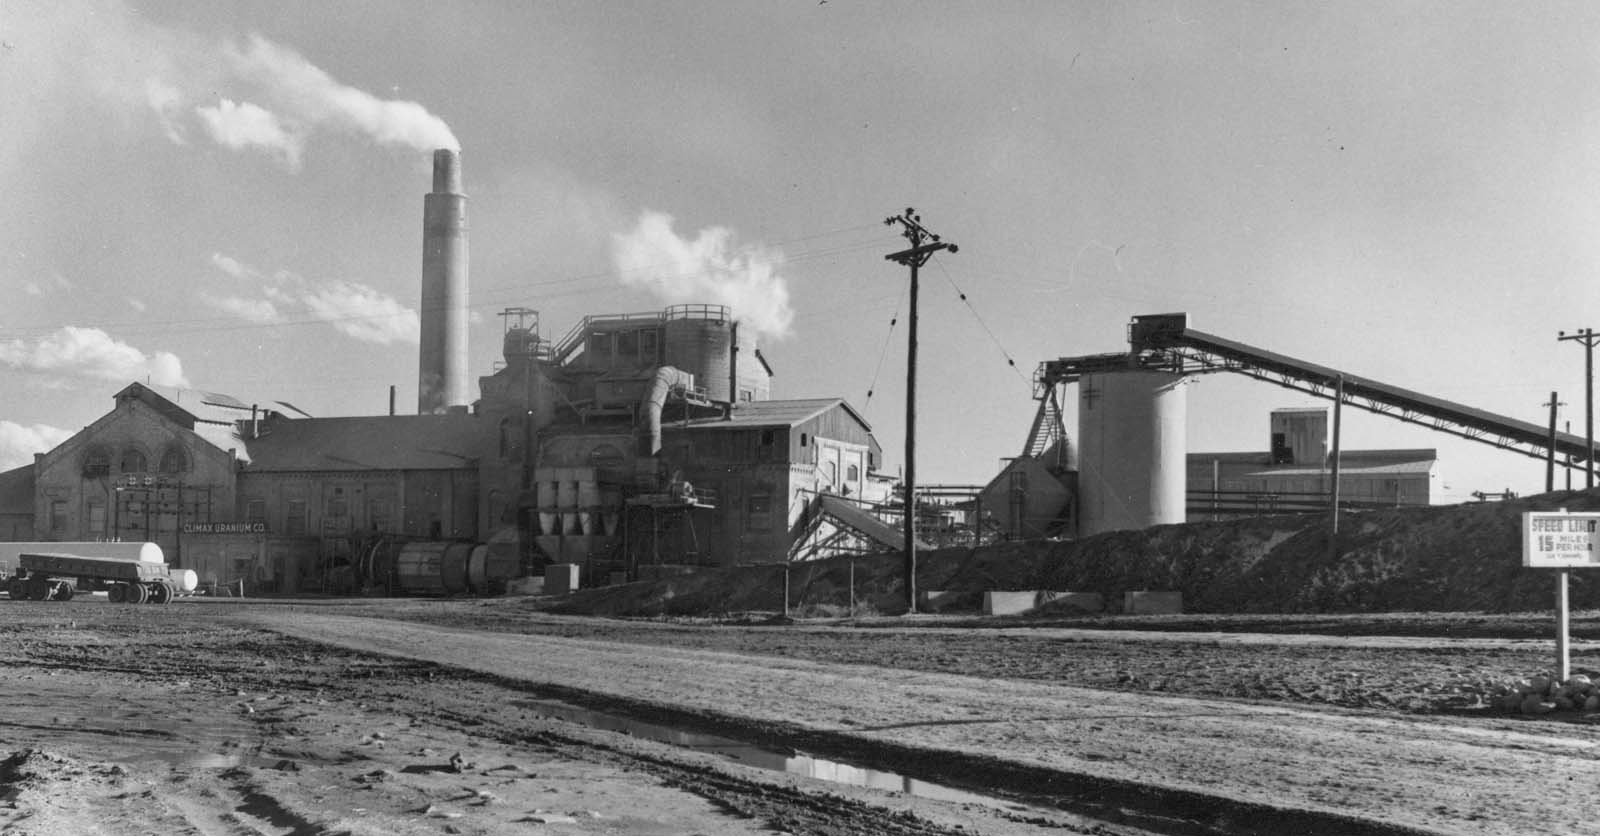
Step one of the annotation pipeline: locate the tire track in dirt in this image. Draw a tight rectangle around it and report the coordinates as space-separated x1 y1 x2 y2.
245 611 1579 836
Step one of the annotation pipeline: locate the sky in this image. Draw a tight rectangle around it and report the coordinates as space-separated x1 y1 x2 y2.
4 1 1600 503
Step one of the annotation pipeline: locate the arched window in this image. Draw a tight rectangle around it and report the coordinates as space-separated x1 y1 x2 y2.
159 445 188 474
82 447 111 477
119 448 147 474
847 464 860 482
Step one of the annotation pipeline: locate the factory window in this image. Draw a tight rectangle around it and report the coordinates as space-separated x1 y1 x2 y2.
245 499 267 527
159 446 188 474
87 501 106 535
82 447 111 477
50 501 67 534
800 433 808 447
119 448 147 474
758 430 776 461
284 500 307 536
616 330 637 360
847 464 860 482
327 491 349 519
640 330 658 362
368 499 393 533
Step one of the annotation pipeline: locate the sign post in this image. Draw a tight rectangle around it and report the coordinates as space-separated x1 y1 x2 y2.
1521 509 1600 681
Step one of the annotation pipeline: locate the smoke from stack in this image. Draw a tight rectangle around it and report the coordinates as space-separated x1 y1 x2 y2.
418 149 469 414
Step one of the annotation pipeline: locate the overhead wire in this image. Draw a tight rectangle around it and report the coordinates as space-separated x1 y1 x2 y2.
930 256 1031 391
862 278 909 410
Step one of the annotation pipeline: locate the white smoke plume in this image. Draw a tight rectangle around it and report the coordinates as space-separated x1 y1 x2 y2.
0 421 74 472
6 3 456 175
223 34 459 153
196 98 303 168
612 211 794 340
0 326 189 388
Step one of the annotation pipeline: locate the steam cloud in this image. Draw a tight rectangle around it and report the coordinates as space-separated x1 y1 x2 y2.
0 327 189 388
612 211 794 340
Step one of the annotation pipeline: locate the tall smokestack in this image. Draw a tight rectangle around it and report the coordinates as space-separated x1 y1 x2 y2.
418 148 469 414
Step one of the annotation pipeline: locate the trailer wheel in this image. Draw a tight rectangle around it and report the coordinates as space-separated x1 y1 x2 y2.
5 577 25 600
27 577 51 601
148 582 173 605
107 584 127 604
52 583 74 602
126 583 149 605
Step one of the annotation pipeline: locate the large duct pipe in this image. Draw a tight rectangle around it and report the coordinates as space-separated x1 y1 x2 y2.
419 149 469 414
641 366 695 456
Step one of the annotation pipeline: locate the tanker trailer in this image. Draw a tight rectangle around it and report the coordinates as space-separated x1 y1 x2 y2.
6 550 196 605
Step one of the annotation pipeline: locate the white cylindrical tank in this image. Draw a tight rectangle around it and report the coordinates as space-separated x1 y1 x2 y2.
1077 370 1188 537
169 569 199 593
0 541 164 568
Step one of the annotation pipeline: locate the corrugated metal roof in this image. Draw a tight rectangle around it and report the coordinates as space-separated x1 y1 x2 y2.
674 398 870 431
1189 448 1437 478
241 413 481 472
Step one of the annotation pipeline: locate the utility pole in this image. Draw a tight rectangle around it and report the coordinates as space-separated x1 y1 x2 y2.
884 208 957 614
1329 375 1344 535
1558 328 1599 488
1545 392 1565 493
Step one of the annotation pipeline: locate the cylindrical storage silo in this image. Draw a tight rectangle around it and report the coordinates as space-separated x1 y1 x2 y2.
663 315 733 403
395 542 449 595
1076 370 1188 537
440 542 472 595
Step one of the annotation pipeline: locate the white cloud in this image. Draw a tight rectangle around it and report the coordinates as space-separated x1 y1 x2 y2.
612 210 794 340
0 326 189 387
204 252 418 345
126 297 147 312
195 98 302 168
302 280 421 345
144 76 188 145
0 421 73 471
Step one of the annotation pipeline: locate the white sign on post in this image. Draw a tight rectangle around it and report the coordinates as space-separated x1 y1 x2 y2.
1522 511 1600 568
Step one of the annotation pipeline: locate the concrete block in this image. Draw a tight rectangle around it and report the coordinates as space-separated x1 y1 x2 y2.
984 590 1046 616
1035 590 1104 614
545 563 581 595
1123 590 1182 615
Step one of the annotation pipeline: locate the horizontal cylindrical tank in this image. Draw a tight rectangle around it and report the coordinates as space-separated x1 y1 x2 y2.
467 543 523 595
170 569 198 593
0 541 163 573
663 315 733 403
395 542 473 596
1077 370 1188 537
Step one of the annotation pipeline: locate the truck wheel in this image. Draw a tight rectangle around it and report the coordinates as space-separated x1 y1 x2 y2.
27 577 51 601
107 584 127 604
6 577 25 600
53 583 74 602
127 583 149 605
149 583 173 605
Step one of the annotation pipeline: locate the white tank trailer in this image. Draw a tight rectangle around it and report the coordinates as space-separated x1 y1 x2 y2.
1 542 198 604
1076 370 1189 537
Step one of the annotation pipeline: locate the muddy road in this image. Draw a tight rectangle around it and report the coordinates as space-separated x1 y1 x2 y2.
3 597 1598 835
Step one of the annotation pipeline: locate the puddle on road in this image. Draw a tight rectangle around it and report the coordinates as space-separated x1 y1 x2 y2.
514 698 1044 815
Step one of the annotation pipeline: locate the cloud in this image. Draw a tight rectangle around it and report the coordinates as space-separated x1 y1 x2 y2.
612 210 794 340
0 326 189 387
0 421 74 471
126 297 148 312
204 252 419 345
24 272 74 297
195 98 303 169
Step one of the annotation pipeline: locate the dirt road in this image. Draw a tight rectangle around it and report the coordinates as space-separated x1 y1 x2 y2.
4 598 1599 835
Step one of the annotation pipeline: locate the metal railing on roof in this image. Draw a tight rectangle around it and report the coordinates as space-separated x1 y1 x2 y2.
551 305 732 365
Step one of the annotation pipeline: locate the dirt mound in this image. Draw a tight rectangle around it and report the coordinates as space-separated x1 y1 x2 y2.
548 489 1600 617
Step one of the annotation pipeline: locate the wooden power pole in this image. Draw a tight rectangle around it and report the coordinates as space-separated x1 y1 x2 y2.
884 208 956 614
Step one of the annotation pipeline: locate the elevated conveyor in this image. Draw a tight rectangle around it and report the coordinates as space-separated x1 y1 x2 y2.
1036 313 1592 468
